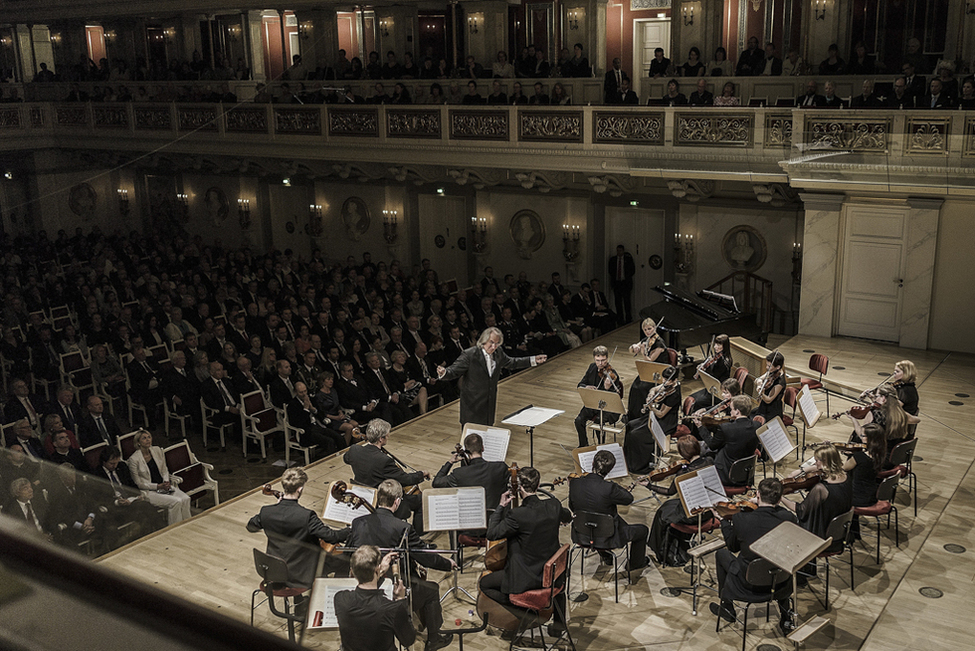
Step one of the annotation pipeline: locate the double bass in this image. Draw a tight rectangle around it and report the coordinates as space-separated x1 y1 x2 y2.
484 463 519 571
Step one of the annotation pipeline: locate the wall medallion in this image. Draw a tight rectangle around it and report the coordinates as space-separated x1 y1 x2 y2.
721 224 767 273
509 209 546 259
68 183 97 220
342 196 370 241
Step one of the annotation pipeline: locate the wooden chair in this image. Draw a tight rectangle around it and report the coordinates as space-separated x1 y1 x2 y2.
200 399 232 450
799 353 831 414
60 351 95 401
164 440 220 506
82 442 109 472
117 430 142 460
283 410 317 467
163 395 190 440
240 390 283 459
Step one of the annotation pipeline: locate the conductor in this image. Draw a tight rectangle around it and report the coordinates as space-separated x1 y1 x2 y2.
437 327 547 426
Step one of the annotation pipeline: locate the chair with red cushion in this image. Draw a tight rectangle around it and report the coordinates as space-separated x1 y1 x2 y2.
782 386 800 457
722 454 757 496
665 348 679 367
507 543 575 651
802 509 855 609
250 548 306 643
879 438 918 517
853 474 900 564
800 354 831 414
733 366 749 389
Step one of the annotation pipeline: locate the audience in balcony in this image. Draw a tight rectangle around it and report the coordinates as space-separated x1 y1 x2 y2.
936 65 958 100
713 82 740 107
649 48 672 78
424 83 446 105
516 46 536 78
532 49 551 78
848 42 877 76
735 37 764 76
923 79 953 109
561 44 592 78
959 78 975 109
366 52 383 80
797 80 827 107
902 37 931 75
493 51 515 79
818 44 846 75
550 83 571 106
707 47 732 77
851 80 882 108
658 79 688 106
382 52 402 80
822 81 843 108
400 53 418 79
463 55 484 80
783 49 805 76
604 58 629 103
679 47 706 78
887 76 915 109
391 83 412 105
510 82 529 105
688 79 713 106
759 43 783 76
530 82 549 105
901 62 927 99
487 80 507 105
462 81 484 105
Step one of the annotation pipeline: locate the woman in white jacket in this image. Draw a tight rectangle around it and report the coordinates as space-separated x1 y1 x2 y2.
126 429 191 525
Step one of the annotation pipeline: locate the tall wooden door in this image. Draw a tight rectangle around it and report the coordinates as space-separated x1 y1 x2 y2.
632 19 671 100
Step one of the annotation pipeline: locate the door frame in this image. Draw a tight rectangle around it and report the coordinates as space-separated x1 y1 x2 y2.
631 17 671 101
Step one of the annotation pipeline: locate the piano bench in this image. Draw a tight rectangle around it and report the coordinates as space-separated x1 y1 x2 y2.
587 421 624 444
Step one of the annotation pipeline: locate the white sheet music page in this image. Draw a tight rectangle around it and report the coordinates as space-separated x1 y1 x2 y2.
577 443 628 480
650 413 669 453
307 578 393 629
798 384 821 428
676 474 712 516
461 426 510 463
696 464 727 501
322 484 376 525
502 407 564 427
757 417 795 463
424 487 487 531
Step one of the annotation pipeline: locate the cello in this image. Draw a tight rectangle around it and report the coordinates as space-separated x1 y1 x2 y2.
484 463 519 571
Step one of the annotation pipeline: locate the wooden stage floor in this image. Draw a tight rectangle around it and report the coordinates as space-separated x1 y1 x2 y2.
99 330 975 650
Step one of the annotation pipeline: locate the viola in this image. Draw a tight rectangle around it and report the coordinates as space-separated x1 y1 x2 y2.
700 498 758 519
781 469 823 495
643 380 679 414
485 462 519 572
454 443 472 463
261 484 282 500
598 363 622 392
648 460 686 483
804 441 866 453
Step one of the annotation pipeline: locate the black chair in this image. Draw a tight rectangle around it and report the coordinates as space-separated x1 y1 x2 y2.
883 438 918 517
569 511 630 603
723 454 757 496
716 557 789 651
250 548 306 642
803 509 855 609
854 474 900 564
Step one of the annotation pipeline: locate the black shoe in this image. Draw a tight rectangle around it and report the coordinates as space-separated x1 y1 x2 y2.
629 556 652 571
710 602 736 624
547 622 567 638
598 552 614 565
780 614 796 636
425 634 453 651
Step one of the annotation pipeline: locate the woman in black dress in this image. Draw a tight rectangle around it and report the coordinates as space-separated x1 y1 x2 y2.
752 351 786 422
388 350 428 415
782 444 852 556
689 334 733 410
626 317 668 419
894 359 920 438
850 386 920 454
313 372 360 446
843 423 886 538
623 365 681 474
645 436 715 566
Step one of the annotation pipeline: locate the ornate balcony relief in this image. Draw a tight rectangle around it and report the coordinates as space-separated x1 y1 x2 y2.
587 174 637 197
386 109 441 139
806 118 889 152
0 108 20 128
966 118 975 158
752 183 798 207
388 165 446 185
177 107 217 131
667 179 715 202
518 111 583 143
93 106 128 128
764 113 793 148
514 170 568 193
225 107 268 133
447 168 506 189
56 106 88 127
274 108 321 135
449 110 508 140
592 111 664 145
675 113 752 147
134 107 171 130
328 108 379 137
904 118 949 155
29 107 45 128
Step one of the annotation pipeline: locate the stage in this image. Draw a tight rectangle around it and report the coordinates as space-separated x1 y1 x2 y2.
98 330 975 650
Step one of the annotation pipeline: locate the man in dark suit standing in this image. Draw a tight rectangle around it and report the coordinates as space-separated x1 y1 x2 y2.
712 477 798 634
436 327 546 426
702 395 760 486
335 545 414 651
607 244 636 326
247 467 350 589
432 432 509 510
77 396 122 448
573 346 624 447
347 479 455 651
568 450 650 570
603 58 629 104
480 466 572 637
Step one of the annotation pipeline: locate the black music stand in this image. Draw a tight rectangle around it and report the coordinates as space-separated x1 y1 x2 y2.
502 404 563 467
577 386 625 445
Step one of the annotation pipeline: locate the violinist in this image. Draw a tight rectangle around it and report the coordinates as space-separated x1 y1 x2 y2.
686 378 742 440
573 345 625 447
781 445 852 562
626 318 668 419
568 450 651 571
432 433 509 510
688 334 733 410
842 423 886 539
849 386 920 457
343 419 430 533
893 360 920 438
246 467 351 589
702 395 760 487
623 365 681 475
646 436 715 566
751 351 786 422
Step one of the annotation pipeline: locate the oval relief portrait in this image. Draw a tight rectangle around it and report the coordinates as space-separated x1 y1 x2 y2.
342 196 370 241
509 209 545 259
721 225 767 273
68 183 97 219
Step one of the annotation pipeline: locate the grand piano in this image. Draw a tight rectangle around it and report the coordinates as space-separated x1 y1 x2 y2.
638 283 766 359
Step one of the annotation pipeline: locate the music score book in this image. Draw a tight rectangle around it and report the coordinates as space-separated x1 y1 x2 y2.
306 577 394 630
757 416 796 464
422 487 487 532
573 443 628 480
322 482 376 526
699 369 722 398
461 423 511 463
796 384 822 429
674 466 728 519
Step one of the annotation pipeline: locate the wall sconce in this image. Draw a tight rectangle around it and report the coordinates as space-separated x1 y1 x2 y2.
382 209 398 244
307 203 322 236
163 27 176 42
380 19 391 37
238 198 251 230
298 22 312 40
471 216 487 254
682 6 694 26
49 33 61 49
117 189 129 216
792 242 803 284
468 16 479 34
674 233 694 274
176 193 189 221
227 24 241 41
104 30 117 45
814 0 827 20
562 224 580 262
568 10 580 30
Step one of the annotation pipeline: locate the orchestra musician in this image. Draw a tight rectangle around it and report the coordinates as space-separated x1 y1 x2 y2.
711 477 797 635
848 386 921 457
568 450 651 571
626 318 667 420
245 468 351 589
645 436 715 566
347 479 456 651
480 466 573 638
688 334 733 410
702 395 760 487
622 365 681 475
343 419 429 533
573 345 624 447
685 378 742 441
893 359 920 439
334 545 415 651
432 432 509 510
781 444 852 562
751 351 786 422
842 423 886 539
436 327 547 426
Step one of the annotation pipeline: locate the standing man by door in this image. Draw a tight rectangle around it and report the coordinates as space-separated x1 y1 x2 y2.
608 244 636 326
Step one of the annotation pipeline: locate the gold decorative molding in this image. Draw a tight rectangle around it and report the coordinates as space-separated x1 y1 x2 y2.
449 110 508 140
225 107 268 133
764 112 792 148
905 117 949 155
177 107 217 131
675 113 753 147
274 108 321 135
806 118 890 152
518 110 583 142
386 109 441 139
592 111 664 145
328 108 379 137
55 106 88 127
134 107 171 130
93 106 128 129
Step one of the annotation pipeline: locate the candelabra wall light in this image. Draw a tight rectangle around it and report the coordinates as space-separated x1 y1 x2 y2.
674 233 695 274
382 209 398 244
298 22 312 40
380 19 391 37
227 24 241 41
562 224 580 262
814 0 827 20
237 198 251 229
471 216 488 254
176 193 188 221
468 16 479 34
306 203 322 236
967 0 975 14
49 33 62 49
682 6 694 26
116 189 129 216
568 10 580 30
791 242 803 284
163 27 177 41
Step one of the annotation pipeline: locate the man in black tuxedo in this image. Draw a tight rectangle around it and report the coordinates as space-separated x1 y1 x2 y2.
712 477 798 634
227 312 251 355
571 283 616 336
618 78 639 105
702 395 759 486
480 466 573 637
796 80 827 107
432 432 509 510
437 327 545 426
268 359 296 409
48 386 84 436
335 545 415 651
287 381 346 456
922 78 953 109
758 42 783 76
336 362 382 424
127 347 162 429
851 79 881 108
348 479 455 651
407 343 449 404
735 37 764 76
443 325 469 367
77 396 122 448
573 346 624 447
45 428 87 471
603 57 629 104
4 378 42 430
162 350 200 428
568 450 650 570
362 352 412 426
247 467 350 588
231 356 264 399
689 79 713 106
607 244 636 325
199 361 240 428
901 62 926 99
90 446 164 545
887 76 916 109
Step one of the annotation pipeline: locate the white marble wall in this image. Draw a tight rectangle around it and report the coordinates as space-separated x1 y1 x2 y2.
899 199 941 349
798 194 845 338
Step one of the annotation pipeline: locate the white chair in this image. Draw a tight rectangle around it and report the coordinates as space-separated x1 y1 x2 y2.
200 398 232 450
163 395 191 440
283 410 317 467
240 390 283 459
164 440 220 506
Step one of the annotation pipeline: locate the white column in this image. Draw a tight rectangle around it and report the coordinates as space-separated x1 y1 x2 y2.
797 193 844 338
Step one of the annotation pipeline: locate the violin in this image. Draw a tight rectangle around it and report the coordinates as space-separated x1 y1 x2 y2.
859 373 895 402
780 469 823 495
350 427 365 441
830 403 878 421
642 380 678 414
648 460 687 483
454 443 472 463
485 463 519 572
598 363 621 393
709 498 758 519
804 441 867 453
755 368 780 398
262 484 282 500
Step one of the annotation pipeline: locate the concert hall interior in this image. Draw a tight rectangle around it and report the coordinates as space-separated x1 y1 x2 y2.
2 0 975 650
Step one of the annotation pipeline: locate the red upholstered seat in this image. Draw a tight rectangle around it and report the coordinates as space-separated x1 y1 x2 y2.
723 486 750 496
259 581 306 599
670 518 720 536
510 586 563 611
508 543 569 611
676 424 691 437
683 396 696 415
800 378 823 390
878 465 909 480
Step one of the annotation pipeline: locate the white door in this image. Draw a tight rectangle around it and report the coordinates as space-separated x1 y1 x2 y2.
836 205 907 342
606 207 667 317
632 19 671 100
418 195 469 288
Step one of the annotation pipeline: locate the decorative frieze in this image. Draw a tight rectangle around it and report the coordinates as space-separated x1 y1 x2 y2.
593 112 664 144
806 118 889 152
905 118 949 155
0 108 20 128
386 109 441 138
225 107 268 133
274 108 321 135
93 106 129 129
177 107 217 131
449 110 508 140
134 107 171 130
764 113 793 148
519 111 583 142
965 118 975 158
29 107 45 128
55 106 88 127
328 108 379 137
676 113 752 147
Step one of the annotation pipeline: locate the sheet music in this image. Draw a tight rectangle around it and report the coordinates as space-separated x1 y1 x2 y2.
322 484 376 525
502 406 564 427
676 474 712 515
650 413 669 453
757 417 795 464
423 487 487 532
797 384 821 428
306 578 393 629
577 443 628 480
461 425 510 463
697 464 727 500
